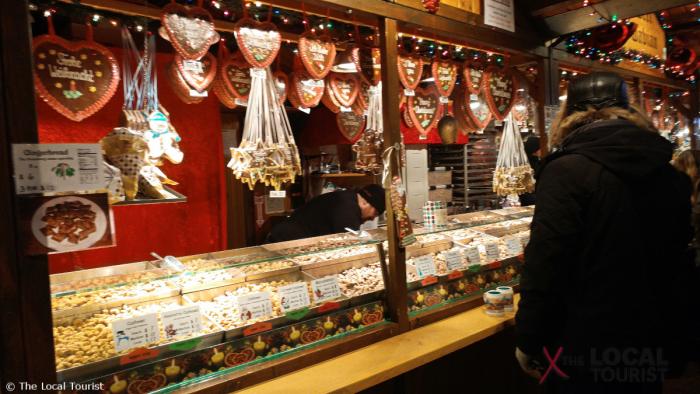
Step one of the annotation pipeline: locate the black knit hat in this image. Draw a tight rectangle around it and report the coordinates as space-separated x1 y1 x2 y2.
566 72 629 115
358 184 386 215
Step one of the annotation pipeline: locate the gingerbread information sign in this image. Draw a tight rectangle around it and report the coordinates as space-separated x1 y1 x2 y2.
336 112 366 142
485 69 516 120
33 29 119 122
298 32 337 80
408 86 443 137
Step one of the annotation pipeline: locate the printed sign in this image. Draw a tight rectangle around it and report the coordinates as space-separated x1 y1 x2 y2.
485 242 500 262
269 190 286 198
311 276 342 303
505 237 523 255
444 250 464 272
112 313 159 353
465 246 482 266
18 192 114 255
161 305 202 340
484 0 515 32
236 292 274 322
12 144 104 195
414 254 438 279
277 282 311 313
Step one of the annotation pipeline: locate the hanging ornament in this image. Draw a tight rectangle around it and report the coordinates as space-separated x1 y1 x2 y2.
402 102 415 128
159 0 219 60
398 52 424 92
493 113 534 197
222 52 252 101
291 71 325 108
356 80 371 111
432 59 458 97
485 69 517 121
580 22 637 52
382 145 416 247
168 61 206 104
212 44 238 109
452 85 477 134
336 111 366 142
353 83 384 174
422 0 441 14
173 52 217 92
328 72 360 108
463 65 486 94
33 20 119 122
322 80 341 113
234 17 281 69
298 32 337 80
407 85 443 137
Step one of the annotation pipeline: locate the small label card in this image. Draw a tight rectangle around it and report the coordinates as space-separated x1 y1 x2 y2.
443 250 464 272
269 190 286 198
404 88 415 96
414 254 437 279
183 60 204 73
236 292 273 322
112 313 160 353
505 237 523 255
465 246 482 266
485 242 500 262
311 276 342 303
277 282 311 312
161 305 202 340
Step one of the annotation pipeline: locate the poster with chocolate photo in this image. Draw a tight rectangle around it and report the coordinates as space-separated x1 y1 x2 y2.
18 192 114 255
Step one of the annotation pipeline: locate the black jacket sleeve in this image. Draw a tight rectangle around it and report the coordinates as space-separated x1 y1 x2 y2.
515 155 592 355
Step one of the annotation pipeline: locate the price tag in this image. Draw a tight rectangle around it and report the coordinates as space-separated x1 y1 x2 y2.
439 96 449 104
298 107 311 114
311 276 342 303
464 246 482 266
12 144 104 195
235 98 248 107
250 68 267 79
520 233 530 247
182 60 204 73
112 313 160 353
269 190 286 198
236 292 273 322
189 89 208 97
505 237 523 255
443 250 464 272
404 88 415 96
485 242 500 262
340 106 353 112
277 282 311 313
414 255 437 279
161 305 202 340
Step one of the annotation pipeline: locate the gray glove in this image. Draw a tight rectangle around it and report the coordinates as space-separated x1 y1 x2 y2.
515 347 543 380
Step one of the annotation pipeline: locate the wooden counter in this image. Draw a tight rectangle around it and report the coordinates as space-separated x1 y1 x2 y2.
238 295 520 394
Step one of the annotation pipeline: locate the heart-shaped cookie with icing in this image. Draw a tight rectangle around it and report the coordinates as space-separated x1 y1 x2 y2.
359 46 381 86
484 69 517 121
32 33 120 122
328 72 359 108
160 2 219 60
291 72 325 108
174 52 216 92
407 85 443 136
221 53 252 101
234 18 281 69
463 66 486 94
336 112 366 142
432 60 457 97
322 82 341 113
298 32 336 80
463 89 492 130
398 52 424 91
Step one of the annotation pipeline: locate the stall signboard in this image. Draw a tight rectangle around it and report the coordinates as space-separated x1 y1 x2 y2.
618 14 665 77
484 0 515 33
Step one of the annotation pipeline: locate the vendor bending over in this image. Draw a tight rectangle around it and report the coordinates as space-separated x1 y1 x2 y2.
267 184 386 242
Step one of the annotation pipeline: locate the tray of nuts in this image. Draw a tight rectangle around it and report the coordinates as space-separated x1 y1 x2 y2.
54 295 224 383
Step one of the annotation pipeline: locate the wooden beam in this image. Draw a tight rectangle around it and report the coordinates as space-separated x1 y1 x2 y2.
379 17 410 333
0 0 56 385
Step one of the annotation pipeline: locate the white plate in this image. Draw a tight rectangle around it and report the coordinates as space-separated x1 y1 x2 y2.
31 196 107 252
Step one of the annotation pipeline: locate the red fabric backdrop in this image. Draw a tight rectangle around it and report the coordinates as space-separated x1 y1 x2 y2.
37 48 227 274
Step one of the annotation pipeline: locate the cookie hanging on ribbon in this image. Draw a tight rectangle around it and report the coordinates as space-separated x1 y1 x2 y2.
463 89 492 130
234 18 281 69
356 80 371 112
398 52 424 91
431 60 457 97
221 53 252 101
168 62 205 104
322 82 341 113
407 85 443 136
453 87 476 134
160 1 219 60
336 112 366 143
33 22 120 122
359 46 381 86
463 66 486 94
212 77 237 109
291 72 325 108
329 72 359 108
484 69 516 121
174 52 217 92
298 32 336 80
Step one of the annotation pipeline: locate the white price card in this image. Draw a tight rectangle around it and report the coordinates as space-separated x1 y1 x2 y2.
340 106 353 112
12 144 104 195
161 305 202 340
277 282 311 312
189 89 208 97
443 250 464 272
485 242 500 262
465 246 482 266
269 190 286 198
311 276 342 303
235 98 248 107
112 313 160 353
236 292 273 322
505 237 523 255
298 107 311 114
182 60 204 73
250 68 267 79
439 96 449 104
404 88 415 96
414 255 437 279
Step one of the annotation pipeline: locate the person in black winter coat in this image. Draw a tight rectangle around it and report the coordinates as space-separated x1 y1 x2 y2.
514 72 696 394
